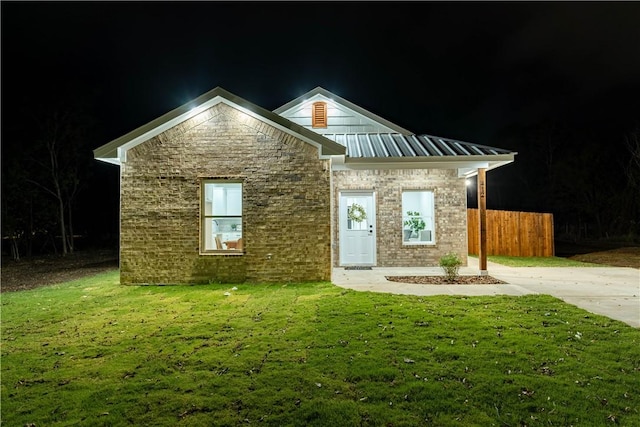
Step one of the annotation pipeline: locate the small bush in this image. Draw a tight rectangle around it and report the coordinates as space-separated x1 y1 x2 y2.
439 252 462 282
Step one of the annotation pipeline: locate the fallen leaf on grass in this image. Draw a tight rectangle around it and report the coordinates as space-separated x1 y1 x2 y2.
520 388 535 397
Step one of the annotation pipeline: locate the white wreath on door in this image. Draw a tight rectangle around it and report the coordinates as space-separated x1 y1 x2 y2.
347 203 367 223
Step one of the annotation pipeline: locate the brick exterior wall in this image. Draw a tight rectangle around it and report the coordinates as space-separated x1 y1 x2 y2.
120 103 331 284
332 169 468 267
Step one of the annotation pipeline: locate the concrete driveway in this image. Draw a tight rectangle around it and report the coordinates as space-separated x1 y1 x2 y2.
332 257 640 328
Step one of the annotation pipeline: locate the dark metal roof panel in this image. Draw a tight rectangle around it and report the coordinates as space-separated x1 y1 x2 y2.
422 135 445 156
393 134 416 156
346 134 360 158
368 134 387 157
357 134 375 157
323 133 513 158
381 134 402 156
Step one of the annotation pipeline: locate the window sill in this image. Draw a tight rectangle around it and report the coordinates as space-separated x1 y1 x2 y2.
402 242 436 246
200 250 244 256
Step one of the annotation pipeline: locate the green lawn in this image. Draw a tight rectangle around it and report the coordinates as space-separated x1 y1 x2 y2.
2 271 639 426
470 255 603 267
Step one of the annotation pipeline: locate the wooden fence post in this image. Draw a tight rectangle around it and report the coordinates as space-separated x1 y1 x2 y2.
478 168 488 275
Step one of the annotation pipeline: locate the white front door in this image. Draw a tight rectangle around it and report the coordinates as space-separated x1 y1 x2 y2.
339 192 376 265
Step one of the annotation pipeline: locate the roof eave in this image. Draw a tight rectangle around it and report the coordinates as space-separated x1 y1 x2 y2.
93 87 345 165
337 154 516 172
93 86 232 164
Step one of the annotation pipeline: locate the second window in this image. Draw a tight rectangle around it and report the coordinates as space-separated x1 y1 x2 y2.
402 191 434 244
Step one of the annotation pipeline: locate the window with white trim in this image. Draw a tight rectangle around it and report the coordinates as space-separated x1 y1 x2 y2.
201 181 243 252
402 191 435 244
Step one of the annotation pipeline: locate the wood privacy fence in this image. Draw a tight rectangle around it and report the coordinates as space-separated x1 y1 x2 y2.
467 209 555 257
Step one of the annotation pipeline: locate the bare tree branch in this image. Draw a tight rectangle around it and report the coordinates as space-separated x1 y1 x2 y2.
623 124 640 188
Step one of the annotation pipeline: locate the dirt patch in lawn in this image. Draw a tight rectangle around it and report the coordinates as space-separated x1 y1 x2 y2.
568 247 640 269
386 275 506 285
1 249 119 293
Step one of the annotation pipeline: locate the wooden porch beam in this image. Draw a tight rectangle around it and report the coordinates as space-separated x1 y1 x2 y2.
478 167 488 275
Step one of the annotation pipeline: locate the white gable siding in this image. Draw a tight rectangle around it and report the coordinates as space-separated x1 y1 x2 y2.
279 95 399 135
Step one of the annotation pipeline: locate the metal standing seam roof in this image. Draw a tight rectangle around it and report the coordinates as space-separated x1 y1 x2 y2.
322 133 514 158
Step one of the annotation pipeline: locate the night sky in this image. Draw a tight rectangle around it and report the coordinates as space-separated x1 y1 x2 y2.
3 1 640 247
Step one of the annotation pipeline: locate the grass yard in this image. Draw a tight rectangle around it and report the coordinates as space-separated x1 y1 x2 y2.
2 271 640 426
470 255 604 268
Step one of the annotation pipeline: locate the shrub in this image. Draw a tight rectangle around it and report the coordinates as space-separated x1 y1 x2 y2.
439 252 462 282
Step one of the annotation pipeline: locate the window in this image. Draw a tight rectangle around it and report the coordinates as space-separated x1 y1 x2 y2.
201 181 243 252
312 101 327 128
402 191 434 244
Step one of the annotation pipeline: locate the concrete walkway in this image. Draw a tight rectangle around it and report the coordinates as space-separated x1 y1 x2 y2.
332 257 640 328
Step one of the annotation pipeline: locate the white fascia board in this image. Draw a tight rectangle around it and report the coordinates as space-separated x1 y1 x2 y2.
330 154 346 168
95 157 121 166
276 93 325 116
112 96 340 163
276 89 412 134
339 154 514 171
457 159 515 177
116 95 228 163
322 95 403 134
333 160 490 171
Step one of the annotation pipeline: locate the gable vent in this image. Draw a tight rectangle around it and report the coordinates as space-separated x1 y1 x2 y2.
312 101 327 128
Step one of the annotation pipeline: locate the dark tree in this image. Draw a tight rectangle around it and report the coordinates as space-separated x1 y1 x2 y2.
2 141 59 259
25 102 93 255
2 160 29 260
619 124 640 237
623 125 640 188
493 119 638 242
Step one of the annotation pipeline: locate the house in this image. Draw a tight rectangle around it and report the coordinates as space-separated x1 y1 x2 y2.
94 87 515 284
